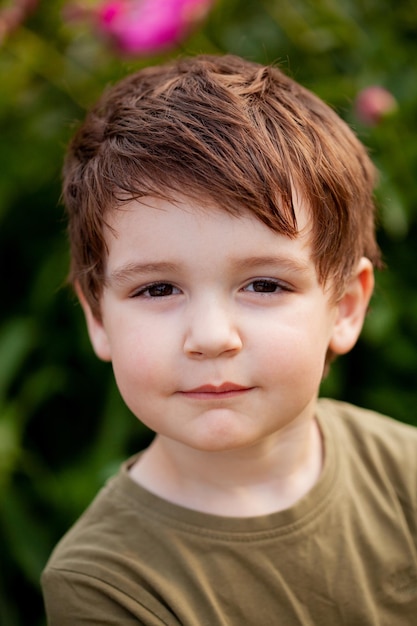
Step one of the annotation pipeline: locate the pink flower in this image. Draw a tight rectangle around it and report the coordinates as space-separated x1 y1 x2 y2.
93 0 215 56
354 86 398 126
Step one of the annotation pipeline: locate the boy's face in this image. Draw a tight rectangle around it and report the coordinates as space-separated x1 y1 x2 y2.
81 196 372 453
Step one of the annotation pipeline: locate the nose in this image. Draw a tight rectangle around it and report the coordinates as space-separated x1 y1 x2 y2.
183 296 243 359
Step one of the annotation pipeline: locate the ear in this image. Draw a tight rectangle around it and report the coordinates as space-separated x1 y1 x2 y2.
329 258 374 356
75 283 112 362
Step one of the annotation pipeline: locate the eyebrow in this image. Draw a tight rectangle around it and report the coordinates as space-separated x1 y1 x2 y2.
107 255 311 287
230 255 311 275
107 262 180 287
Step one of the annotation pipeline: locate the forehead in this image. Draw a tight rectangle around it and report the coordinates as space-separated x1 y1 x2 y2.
103 195 317 282
106 192 312 239
107 192 312 241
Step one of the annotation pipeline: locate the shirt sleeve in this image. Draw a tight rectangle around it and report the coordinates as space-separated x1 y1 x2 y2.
41 567 169 626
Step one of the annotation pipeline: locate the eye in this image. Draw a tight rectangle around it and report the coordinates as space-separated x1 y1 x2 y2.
244 279 288 294
132 282 180 298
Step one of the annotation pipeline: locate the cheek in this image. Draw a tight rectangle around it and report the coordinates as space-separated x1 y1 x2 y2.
257 315 330 383
109 326 176 399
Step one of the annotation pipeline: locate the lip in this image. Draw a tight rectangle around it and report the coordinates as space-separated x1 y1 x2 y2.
180 382 253 399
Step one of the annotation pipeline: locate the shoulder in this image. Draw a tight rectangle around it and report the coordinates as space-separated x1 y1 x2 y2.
44 456 151 570
318 397 417 448
42 457 179 624
318 398 417 505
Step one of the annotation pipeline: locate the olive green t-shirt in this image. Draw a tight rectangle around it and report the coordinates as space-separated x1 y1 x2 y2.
42 399 417 625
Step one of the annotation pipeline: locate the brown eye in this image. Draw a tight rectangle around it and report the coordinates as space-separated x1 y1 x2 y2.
132 282 179 298
147 283 175 297
248 280 281 293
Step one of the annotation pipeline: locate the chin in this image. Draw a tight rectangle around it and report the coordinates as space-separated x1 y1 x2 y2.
181 427 260 454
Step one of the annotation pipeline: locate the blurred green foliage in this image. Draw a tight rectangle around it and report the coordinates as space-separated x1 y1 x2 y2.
1 1 417 624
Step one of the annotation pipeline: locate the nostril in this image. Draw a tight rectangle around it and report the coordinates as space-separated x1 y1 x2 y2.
184 336 242 359
183 304 242 358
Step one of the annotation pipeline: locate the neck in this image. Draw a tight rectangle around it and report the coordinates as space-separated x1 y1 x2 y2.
130 414 324 517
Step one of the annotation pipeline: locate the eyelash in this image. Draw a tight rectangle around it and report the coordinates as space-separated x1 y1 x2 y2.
131 282 180 298
131 279 291 299
243 279 290 294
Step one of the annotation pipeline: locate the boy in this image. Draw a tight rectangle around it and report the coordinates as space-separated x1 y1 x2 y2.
42 54 417 624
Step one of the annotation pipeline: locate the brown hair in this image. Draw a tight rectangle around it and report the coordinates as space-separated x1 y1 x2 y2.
63 54 382 319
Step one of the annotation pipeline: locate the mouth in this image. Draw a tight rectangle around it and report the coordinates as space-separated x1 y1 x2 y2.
180 383 253 399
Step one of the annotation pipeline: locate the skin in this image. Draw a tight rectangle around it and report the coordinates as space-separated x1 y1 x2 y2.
79 195 374 517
